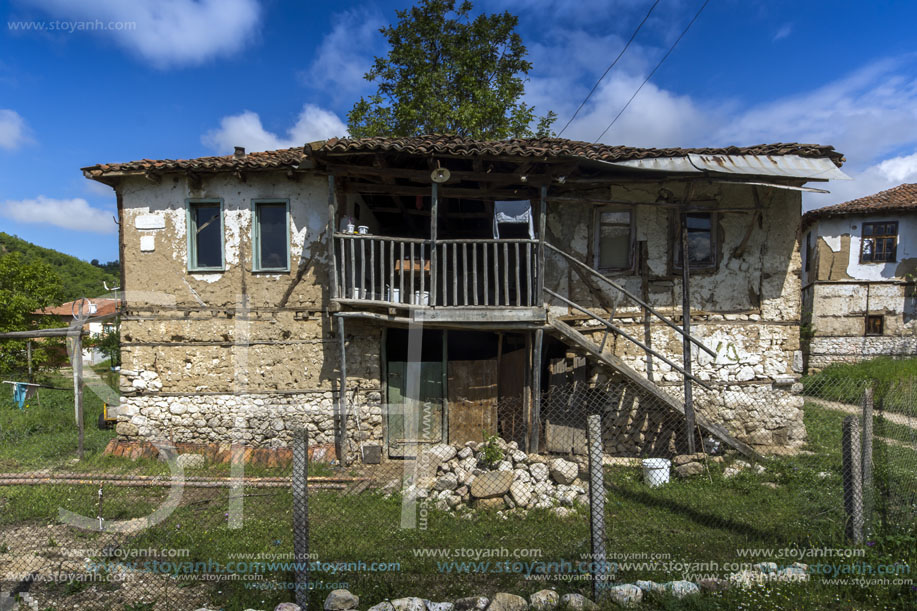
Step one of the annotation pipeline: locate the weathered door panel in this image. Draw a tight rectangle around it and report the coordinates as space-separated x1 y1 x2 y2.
447 359 498 444
498 348 527 446
386 360 445 457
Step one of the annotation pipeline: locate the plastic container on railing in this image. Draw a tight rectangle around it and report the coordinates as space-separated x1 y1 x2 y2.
642 458 670 488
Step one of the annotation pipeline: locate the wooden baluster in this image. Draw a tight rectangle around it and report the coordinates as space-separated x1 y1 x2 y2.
493 242 500 305
514 242 521 307
473 243 479 305
410 242 415 305
349 238 355 300
359 238 365 299
420 242 425 305
483 243 489 306
462 243 468 306
526 242 533 306
399 242 405 304
503 242 509 307
369 238 375 301
452 243 458 307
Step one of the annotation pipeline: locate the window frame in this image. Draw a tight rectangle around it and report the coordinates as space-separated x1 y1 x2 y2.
592 205 635 274
859 221 898 264
672 211 718 272
185 198 225 272
251 198 291 272
865 314 884 336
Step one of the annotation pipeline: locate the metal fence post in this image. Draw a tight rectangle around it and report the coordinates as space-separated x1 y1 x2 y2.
842 415 863 544
587 414 609 600
292 428 310 608
861 386 874 534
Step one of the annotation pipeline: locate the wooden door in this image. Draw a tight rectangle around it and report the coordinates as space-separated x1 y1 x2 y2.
447 360 498 444
386 360 445 457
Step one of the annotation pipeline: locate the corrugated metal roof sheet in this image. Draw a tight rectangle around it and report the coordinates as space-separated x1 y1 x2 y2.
604 154 851 181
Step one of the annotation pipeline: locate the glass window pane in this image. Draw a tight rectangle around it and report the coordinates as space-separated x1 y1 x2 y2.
600 211 630 225
863 224 874 236
862 238 874 261
257 203 287 269
193 204 222 268
598 224 630 269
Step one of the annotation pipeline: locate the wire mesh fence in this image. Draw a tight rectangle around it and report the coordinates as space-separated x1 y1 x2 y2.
1 368 916 609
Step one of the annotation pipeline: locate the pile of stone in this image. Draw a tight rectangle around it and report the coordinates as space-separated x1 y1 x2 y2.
403 439 590 515
326 589 602 611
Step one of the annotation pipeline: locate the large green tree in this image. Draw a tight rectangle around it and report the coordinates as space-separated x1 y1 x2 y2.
0 252 63 373
347 0 555 139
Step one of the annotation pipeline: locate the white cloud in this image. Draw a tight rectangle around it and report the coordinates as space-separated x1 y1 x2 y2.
804 150 917 211
773 23 793 41
303 7 384 102
201 104 347 153
0 109 31 150
22 0 262 68
1 196 116 233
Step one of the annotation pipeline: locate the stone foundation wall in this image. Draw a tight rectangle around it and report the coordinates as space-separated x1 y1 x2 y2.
808 335 917 371
115 390 383 461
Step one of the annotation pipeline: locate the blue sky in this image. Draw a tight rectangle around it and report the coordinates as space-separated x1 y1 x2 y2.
2 0 917 263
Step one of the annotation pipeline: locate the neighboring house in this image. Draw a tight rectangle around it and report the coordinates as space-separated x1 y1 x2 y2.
34 298 120 365
83 136 848 461
801 184 917 371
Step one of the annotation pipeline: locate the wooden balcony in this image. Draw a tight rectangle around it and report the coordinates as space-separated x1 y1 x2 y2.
333 234 544 324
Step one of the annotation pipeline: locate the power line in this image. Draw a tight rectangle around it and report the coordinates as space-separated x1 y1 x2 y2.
557 0 661 138
593 0 711 143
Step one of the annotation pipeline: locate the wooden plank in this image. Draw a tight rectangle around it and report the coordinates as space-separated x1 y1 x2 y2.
473 244 479 305
483 244 489 306
531 329 544 453
514 242 521 307
497 348 526 446
503 242 510 308
462 243 468 306
448 360 498 444
546 314 760 461
412 307 547 323
452 243 458 307
327 175 339 301
0 328 86 339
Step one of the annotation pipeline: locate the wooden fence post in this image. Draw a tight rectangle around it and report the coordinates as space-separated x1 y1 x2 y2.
292 428 310 609
587 414 610 599
861 386 874 532
842 415 863 543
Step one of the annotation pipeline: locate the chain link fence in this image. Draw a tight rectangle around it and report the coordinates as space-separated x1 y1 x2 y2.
1 367 916 609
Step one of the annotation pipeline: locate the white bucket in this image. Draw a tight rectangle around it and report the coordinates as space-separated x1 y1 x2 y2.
642 458 670 488
413 290 430 305
387 286 401 303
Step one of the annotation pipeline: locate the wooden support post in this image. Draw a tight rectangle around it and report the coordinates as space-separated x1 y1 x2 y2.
537 186 547 304
862 386 874 530
336 315 348 463
430 182 439 306
27 341 33 383
587 413 610 599
679 197 696 454
530 328 544 453
327 175 340 300
291 428 310 608
640 241 654 382
843 415 864 543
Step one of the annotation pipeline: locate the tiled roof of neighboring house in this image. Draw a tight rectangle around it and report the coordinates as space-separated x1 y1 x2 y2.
82 148 306 177
83 136 845 177
35 298 121 319
313 135 846 166
802 183 917 227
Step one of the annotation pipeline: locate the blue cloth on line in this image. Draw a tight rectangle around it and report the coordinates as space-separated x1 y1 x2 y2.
13 382 27 409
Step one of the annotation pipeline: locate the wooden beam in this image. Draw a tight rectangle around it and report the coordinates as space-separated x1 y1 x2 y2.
680 182 698 454
341 181 537 200
0 327 86 339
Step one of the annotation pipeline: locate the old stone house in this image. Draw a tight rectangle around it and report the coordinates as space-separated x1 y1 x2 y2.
801 183 917 371
83 136 848 462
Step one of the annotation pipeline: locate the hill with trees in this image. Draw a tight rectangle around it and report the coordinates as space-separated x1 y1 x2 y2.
0 232 119 301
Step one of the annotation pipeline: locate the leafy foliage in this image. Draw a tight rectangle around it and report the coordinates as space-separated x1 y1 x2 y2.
0 232 119 302
0 251 64 373
85 322 121 367
347 0 555 139
480 431 504 468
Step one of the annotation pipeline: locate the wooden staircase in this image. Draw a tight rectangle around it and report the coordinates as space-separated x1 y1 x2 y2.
545 313 759 460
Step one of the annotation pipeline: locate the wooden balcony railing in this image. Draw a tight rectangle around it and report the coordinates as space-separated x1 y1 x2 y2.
334 234 538 308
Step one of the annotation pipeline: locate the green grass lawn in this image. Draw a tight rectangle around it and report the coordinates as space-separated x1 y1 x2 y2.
1 379 916 609
802 357 917 415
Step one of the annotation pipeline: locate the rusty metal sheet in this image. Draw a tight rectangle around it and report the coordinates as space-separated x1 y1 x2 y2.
603 154 851 181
